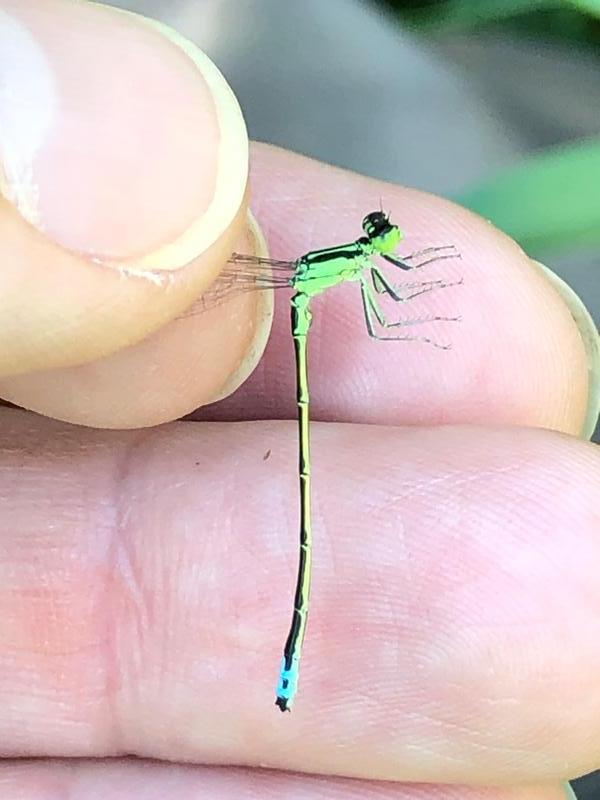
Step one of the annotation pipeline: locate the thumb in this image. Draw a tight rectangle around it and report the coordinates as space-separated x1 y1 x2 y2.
0 0 261 428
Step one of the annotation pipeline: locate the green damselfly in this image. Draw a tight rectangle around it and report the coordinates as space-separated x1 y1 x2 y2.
201 210 461 711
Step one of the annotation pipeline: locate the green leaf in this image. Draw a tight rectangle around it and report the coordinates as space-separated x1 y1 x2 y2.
567 0 600 17
403 0 562 32
456 138 600 254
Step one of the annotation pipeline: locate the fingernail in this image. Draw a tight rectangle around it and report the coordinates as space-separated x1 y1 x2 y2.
0 1 247 271
531 259 600 440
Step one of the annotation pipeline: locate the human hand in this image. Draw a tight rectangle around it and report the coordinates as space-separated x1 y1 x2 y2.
0 3 598 799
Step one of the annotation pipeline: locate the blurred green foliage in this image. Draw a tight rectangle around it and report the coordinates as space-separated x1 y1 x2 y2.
457 138 600 255
385 0 600 43
378 0 600 256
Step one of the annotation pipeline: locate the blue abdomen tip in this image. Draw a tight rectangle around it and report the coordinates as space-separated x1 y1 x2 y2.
275 656 299 712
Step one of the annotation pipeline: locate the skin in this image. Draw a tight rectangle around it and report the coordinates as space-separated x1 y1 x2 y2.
0 2 599 798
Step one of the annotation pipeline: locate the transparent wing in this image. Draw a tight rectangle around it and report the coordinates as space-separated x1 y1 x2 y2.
226 253 297 270
179 252 296 319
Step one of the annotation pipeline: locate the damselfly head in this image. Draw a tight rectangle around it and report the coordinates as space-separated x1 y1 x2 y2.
363 210 403 254
362 210 389 237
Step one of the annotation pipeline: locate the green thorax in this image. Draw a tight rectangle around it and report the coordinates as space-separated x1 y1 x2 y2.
291 239 373 297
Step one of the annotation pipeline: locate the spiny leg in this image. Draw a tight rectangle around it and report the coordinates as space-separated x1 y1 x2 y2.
371 267 463 302
387 313 462 327
371 266 404 299
395 277 464 302
402 244 458 261
360 278 453 350
382 251 461 271
369 270 461 324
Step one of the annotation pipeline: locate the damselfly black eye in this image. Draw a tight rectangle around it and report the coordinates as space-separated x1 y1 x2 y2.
362 210 390 238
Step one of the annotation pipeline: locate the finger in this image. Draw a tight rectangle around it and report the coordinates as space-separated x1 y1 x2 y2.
0 0 591 440
1 410 599 785
0 759 569 800
0 0 257 425
196 143 592 437
0 3 592 433
6 137 590 432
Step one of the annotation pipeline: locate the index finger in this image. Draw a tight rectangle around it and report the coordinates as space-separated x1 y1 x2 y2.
198 143 592 437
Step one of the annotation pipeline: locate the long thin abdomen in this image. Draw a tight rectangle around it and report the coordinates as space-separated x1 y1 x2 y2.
276 291 313 712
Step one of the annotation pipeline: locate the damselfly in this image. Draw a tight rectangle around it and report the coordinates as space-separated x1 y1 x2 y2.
198 210 462 712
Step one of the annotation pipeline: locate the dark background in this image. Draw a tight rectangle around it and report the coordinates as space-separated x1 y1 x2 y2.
106 2 600 796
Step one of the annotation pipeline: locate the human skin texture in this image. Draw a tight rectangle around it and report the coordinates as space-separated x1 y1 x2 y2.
0 2 599 799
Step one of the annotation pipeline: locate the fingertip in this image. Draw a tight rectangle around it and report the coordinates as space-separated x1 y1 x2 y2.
530 259 600 440
0 208 274 429
0 0 249 379
1 0 248 266
236 143 590 436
